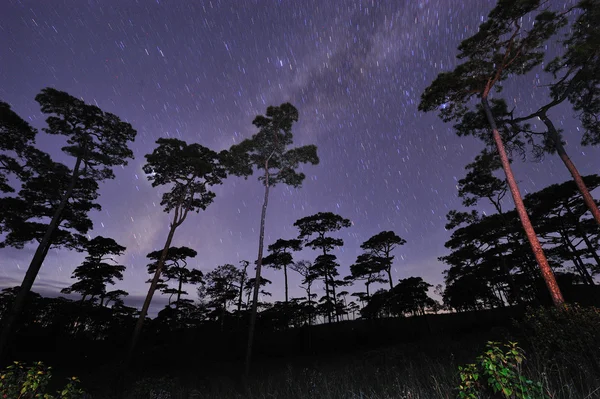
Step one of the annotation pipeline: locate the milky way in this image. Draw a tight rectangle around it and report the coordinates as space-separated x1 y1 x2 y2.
1 0 598 314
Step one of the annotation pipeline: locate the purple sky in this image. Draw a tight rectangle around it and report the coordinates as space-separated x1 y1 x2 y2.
1 0 598 315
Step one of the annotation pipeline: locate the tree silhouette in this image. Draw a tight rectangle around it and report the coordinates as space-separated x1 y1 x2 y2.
244 277 272 309
388 277 435 317
419 1 567 307
0 101 37 193
537 0 600 224
126 138 226 365
0 88 136 361
202 264 242 329
263 238 302 305
346 253 387 298
61 236 127 306
336 290 350 320
444 270 501 312
457 150 507 213
346 301 360 320
526 175 600 284
103 289 129 308
455 150 534 299
360 231 406 290
361 289 391 319
452 2 600 226
236 260 251 314
313 254 342 321
146 246 202 312
226 103 318 377
442 173 600 309
0 155 98 252
290 260 318 325
294 212 351 323
442 209 536 307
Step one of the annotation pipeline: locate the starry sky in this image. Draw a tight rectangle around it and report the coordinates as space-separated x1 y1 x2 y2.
1 0 598 315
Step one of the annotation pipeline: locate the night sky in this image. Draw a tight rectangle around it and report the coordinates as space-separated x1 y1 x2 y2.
1 0 598 315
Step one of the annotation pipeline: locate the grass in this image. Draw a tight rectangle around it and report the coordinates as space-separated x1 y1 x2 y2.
7 305 600 398
117 352 600 399
85 335 600 399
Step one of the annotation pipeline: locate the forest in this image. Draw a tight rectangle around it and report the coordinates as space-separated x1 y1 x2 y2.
1 0 600 398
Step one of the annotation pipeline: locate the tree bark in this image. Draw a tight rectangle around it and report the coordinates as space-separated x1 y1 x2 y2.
320 243 333 324
323 271 332 323
237 263 247 315
307 283 313 326
540 113 600 226
283 264 289 305
330 272 339 323
244 167 271 379
176 277 183 311
386 268 393 290
0 155 82 363
220 299 226 332
482 96 565 308
125 217 178 367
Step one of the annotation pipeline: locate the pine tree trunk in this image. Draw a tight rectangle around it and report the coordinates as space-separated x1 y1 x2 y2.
245 167 270 379
492 206 523 304
0 155 83 363
284 264 289 304
220 300 226 332
176 277 183 311
561 229 595 286
321 245 333 324
125 218 178 367
566 204 600 269
482 97 565 308
387 268 393 290
307 284 313 326
323 272 332 323
330 272 339 322
574 254 594 286
540 113 600 226
237 267 246 314
237 286 244 314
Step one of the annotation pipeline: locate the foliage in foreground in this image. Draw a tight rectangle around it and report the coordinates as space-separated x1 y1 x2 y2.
457 342 546 399
0 361 84 399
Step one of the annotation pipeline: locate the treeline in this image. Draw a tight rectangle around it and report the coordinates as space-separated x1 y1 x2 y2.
0 91 428 367
0 170 598 349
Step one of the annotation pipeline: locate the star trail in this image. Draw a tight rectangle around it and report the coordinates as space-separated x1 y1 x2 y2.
1 0 598 314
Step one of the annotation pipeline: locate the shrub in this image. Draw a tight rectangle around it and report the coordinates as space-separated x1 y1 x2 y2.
0 361 85 399
456 341 547 399
520 304 600 375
